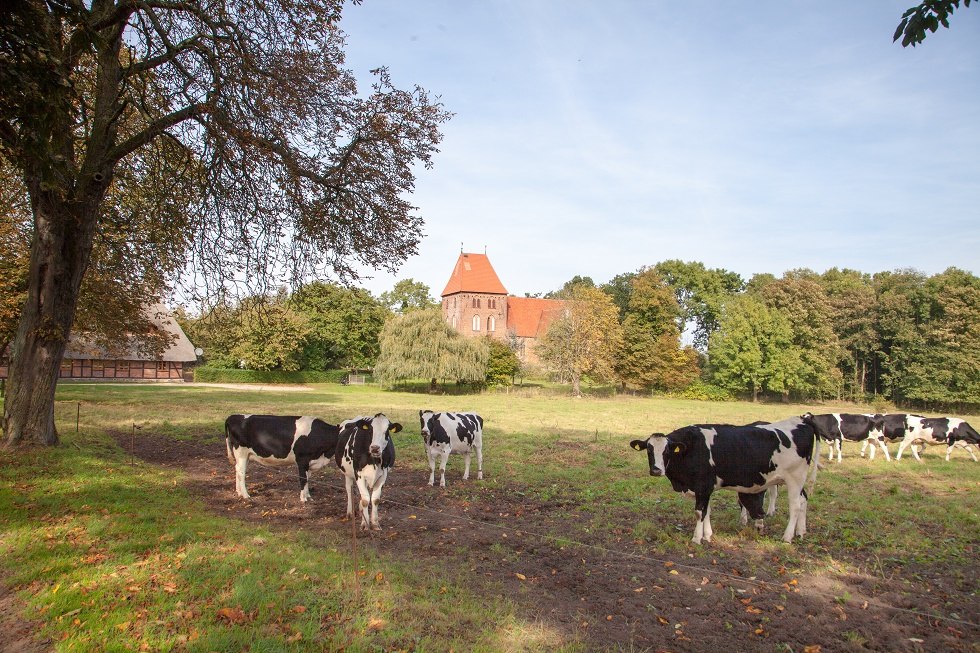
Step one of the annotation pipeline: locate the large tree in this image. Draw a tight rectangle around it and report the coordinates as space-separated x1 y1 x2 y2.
0 1 450 446
614 268 699 393
654 260 744 351
378 278 437 314
291 281 388 370
374 309 488 390
537 285 622 396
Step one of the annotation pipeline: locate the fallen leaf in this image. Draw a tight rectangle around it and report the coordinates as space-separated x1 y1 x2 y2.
367 618 385 632
292 605 307 614
657 616 669 625
375 572 384 583
669 570 679 575
287 632 302 643
116 621 129 631
755 627 765 635
606 615 613 621
700 577 709 585
633 587 645 593
216 607 250 625
515 573 527 581
663 561 674 568
803 646 821 653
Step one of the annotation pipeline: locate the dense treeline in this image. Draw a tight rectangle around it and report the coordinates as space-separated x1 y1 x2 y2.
174 262 980 410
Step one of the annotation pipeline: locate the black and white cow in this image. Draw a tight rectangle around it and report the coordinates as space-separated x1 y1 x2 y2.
418 410 484 487
224 414 340 502
895 416 980 462
804 413 888 462
336 413 402 531
630 417 819 544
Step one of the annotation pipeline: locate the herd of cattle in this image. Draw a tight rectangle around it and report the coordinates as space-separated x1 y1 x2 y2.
224 411 483 530
223 409 977 543
630 412 980 544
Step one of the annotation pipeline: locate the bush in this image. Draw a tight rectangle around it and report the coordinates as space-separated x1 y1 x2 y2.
193 367 350 384
674 380 735 402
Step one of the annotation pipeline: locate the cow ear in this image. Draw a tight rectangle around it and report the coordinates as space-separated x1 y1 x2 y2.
390 423 402 434
629 439 648 451
670 441 687 455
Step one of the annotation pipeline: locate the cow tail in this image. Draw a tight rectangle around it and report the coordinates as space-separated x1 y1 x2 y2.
225 422 235 466
806 434 821 495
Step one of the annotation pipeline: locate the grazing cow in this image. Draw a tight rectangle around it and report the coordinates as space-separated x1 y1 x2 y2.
630 417 819 544
336 413 402 530
418 410 484 486
804 413 888 462
224 414 340 502
895 416 980 462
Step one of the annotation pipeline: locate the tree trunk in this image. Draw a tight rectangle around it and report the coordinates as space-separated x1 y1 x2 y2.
752 385 758 402
572 374 582 397
3 195 99 447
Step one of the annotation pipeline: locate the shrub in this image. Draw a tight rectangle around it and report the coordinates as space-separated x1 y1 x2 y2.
674 379 735 402
193 367 350 384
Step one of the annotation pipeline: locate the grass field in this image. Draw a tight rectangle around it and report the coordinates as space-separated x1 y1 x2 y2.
1 383 978 652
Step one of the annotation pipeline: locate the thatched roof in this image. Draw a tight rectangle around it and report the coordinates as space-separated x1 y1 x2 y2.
64 306 198 362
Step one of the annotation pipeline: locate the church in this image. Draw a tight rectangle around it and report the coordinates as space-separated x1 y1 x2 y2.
439 252 563 363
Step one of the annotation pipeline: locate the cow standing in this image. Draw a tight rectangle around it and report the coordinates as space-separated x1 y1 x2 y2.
630 417 819 544
418 410 484 486
224 414 340 502
804 413 888 462
336 413 401 531
894 415 980 462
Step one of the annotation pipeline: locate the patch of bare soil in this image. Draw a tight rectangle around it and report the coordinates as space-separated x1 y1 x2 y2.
117 431 978 652
0 578 52 653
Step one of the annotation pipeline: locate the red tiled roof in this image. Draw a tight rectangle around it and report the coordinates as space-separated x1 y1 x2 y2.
506 296 564 339
441 253 508 296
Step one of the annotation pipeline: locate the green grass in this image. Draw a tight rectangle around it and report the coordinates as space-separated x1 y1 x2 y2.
2 382 978 651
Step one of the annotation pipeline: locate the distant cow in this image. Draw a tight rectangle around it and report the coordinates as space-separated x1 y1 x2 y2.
224 414 340 502
418 410 484 486
895 416 980 462
630 417 819 544
336 413 402 530
804 413 888 462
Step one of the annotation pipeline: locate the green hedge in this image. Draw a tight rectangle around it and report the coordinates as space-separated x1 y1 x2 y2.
192 367 352 384
671 380 735 402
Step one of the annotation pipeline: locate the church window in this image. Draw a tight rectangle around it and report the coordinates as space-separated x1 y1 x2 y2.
472 315 480 331
488 316 495 332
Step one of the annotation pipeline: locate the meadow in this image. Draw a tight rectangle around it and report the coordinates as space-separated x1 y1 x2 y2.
1 382 977 652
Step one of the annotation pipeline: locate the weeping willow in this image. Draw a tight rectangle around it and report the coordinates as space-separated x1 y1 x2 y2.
375 309 489 387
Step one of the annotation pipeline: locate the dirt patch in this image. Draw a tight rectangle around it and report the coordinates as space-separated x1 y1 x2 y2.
0 578 52 653
116 431 978 652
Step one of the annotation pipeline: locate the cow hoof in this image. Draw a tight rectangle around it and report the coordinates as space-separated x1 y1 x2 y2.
477 473 483 480
371 523 381 532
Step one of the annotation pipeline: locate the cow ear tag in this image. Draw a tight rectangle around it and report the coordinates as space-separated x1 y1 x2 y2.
361 423 370 430
673 445 682 453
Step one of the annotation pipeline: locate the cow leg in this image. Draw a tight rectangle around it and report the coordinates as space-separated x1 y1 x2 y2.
782 481 806 542
876 437 891 461
234 449 250 500
896 438 909 460
960 443 979 462
439 450 450 487
692 492 712 544
868 439 877 461
343 474 354 520
476 445 483 480
427 448 437 486
766 486 778 516
859 439 868 458
368 475 387 531
461 451 471 481
910 441 924 462
297 460 312 503
835 439 842 463
355 477 372 530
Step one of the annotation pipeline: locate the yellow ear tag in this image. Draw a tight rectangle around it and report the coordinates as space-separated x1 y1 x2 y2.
673 446 681 453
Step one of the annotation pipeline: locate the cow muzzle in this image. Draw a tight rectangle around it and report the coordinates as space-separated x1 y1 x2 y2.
369 444 382 459
649 467 664 477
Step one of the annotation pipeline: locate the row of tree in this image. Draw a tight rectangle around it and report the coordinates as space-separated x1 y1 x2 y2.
174 260 980 410
539 263 980 407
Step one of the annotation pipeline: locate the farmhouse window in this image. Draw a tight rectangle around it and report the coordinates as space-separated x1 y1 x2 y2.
156 361 168 372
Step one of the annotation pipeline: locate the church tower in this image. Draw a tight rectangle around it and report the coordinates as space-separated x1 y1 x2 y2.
440 252 508 341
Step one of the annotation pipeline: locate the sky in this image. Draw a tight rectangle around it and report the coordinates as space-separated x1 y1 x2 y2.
337 1 980 299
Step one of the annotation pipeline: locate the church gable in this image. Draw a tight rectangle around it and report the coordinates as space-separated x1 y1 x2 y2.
441 252 508 296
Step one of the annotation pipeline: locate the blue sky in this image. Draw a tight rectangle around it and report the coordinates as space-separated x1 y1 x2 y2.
339 1 980 299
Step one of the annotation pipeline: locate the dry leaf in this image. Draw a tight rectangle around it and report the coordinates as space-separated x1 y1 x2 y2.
292 605 307 614
216 607 250 625
669 570 679 575
116 621 129 631
657 616 670 625
803 646 822 653
287 632 303 643
375 572 384 583
515 573 527 581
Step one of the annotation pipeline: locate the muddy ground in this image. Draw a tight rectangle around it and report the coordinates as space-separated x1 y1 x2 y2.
101 432 980 652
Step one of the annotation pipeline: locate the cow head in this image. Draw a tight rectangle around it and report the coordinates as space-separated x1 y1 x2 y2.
630 433 672 476
419 410 435 444
359 413 402 460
